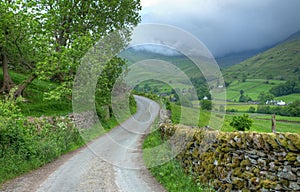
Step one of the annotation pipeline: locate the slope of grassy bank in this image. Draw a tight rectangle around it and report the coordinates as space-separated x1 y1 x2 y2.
0 68 71 116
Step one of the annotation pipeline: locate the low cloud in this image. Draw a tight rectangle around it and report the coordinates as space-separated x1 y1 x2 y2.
140 0 300 57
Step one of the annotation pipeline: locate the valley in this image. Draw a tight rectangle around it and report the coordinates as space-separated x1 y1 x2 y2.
123 30 300 135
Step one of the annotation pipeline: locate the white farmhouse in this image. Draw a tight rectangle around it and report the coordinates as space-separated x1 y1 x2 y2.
276 100 286 106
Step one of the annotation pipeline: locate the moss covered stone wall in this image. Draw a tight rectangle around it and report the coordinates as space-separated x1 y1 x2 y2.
159 123 300 191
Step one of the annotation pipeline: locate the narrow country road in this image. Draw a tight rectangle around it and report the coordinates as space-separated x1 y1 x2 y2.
1 96 166 192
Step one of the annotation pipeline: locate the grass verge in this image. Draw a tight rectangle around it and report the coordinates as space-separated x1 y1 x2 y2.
143 120 212 192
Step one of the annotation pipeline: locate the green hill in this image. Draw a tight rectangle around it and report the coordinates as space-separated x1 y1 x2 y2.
119 47 203 78
223 31 300 81
216 48 269 68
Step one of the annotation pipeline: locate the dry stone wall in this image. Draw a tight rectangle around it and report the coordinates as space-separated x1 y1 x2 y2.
159 123 300 191
68 111 98 129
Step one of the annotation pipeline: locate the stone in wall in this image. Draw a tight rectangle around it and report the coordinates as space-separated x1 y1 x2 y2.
68 111 98 129
159 123 300 191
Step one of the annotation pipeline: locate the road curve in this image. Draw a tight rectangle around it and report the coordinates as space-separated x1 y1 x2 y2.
35 95 165 192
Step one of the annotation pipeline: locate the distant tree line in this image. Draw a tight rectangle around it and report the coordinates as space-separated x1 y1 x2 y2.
269 80 300 97
257 100 300 117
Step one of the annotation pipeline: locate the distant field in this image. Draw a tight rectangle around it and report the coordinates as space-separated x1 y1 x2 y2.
275 94 300 103
137 80 193 93
214 79 285 101
224 113 300 133
170 103 300 134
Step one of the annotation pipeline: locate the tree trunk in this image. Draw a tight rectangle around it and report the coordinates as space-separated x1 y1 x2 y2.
271 114 276 133
0 50 15 93
13 74 36 98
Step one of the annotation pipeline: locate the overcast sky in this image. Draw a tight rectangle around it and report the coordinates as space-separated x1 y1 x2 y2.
140 0 300 57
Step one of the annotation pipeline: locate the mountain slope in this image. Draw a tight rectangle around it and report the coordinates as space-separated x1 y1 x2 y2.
119 48 203 78
223 31 300 81
216 48 270 68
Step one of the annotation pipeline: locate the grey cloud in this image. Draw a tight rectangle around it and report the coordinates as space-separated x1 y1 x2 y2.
140 0 300 57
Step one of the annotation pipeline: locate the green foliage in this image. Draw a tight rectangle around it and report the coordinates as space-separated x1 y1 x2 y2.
165 101 172 111
0 68 72 116
258 92 275 104
1 0 141 97
230 114 253 131
0 97 83 184
248 106 256 113
256 101 300 117
269 80 300 97
201 100 212 110
190 77 211 100
238 90 252 102
286 100 300 117
238 94 252 102
143 128 209 191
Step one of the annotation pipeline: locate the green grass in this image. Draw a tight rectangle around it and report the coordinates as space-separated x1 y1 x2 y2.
0 68 72 116
143 122 212 192
170 103 300 134
214 79 285 101
221 113 300 133
256 115 300 122
170 103 212 127
224 39 300 81
225 104 258 112
275 93 300 103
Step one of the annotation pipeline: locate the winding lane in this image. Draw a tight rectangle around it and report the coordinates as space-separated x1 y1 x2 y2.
36 95 165 192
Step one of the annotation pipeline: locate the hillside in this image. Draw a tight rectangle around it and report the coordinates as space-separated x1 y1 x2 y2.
119 47 203 78
215 48 269 68
223 31 300 81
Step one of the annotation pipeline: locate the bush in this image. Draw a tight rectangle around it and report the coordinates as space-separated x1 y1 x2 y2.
239 95 252 102
201 100 212 110
230 114 253 131
248 106 256 113
226 108 238 113
165 101 171 111
0 96 83 183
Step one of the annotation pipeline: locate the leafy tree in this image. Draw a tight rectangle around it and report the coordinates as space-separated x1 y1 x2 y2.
269 80 300 97
238 89 251 102
257 105 271 114
1 0 141 98
287 100 300 117
258 92 275 104
230 114 253 131
0 1 30 93
201 100 212 110
239 95 252 102
240 90 244 95
248 106 256 113
190 77 211 100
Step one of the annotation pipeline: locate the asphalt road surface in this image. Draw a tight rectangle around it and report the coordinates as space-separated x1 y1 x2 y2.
1 95 165 192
